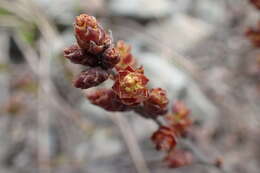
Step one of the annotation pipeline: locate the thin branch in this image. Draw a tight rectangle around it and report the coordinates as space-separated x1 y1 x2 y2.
153 118 163 127
180 139 228 173
109 112 150 173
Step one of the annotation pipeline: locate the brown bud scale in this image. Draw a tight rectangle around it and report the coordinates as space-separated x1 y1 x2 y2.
74 67 109 89
101 46 120 69
87 89 128 111
64 44 99 66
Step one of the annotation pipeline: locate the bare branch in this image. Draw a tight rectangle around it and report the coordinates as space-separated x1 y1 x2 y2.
109 113 150 173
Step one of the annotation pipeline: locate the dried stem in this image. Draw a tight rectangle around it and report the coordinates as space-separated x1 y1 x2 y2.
109 112 150 173
180 139 228 173
37 40 51 173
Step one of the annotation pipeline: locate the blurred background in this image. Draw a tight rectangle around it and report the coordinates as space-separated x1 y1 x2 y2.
0 0 260 172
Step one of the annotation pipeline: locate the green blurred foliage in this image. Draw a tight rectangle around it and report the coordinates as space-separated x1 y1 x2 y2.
18 23 38 45
0 8 12 16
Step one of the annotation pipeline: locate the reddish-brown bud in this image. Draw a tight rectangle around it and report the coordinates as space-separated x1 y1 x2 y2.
165 102 192 136
214 157 224 168
151 126 177 151
74 14 111 54
87 89 128 111
115 40 136 70
3 96 25 115
143 88 169 117
64 44 99 66
249 0 260 9
164 150 193 168
249 55 260 78
245 22 260 47
112 66 149 105
101 46 120 69
74 67 109 89
172 101 190 117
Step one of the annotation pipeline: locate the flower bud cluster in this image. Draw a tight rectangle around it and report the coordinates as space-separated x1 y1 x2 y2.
64 14 120 90
65 13 169 116
64 14 194 169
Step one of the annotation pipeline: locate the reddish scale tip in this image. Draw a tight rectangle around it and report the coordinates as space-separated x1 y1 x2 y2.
74 14 111 54
75 14 98 29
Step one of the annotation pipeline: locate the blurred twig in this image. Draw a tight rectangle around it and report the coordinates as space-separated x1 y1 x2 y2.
180 139 229 173
13 33 94 134
20 0 63 46
0 0 63 47
37 40 51 173
109 113 150 173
